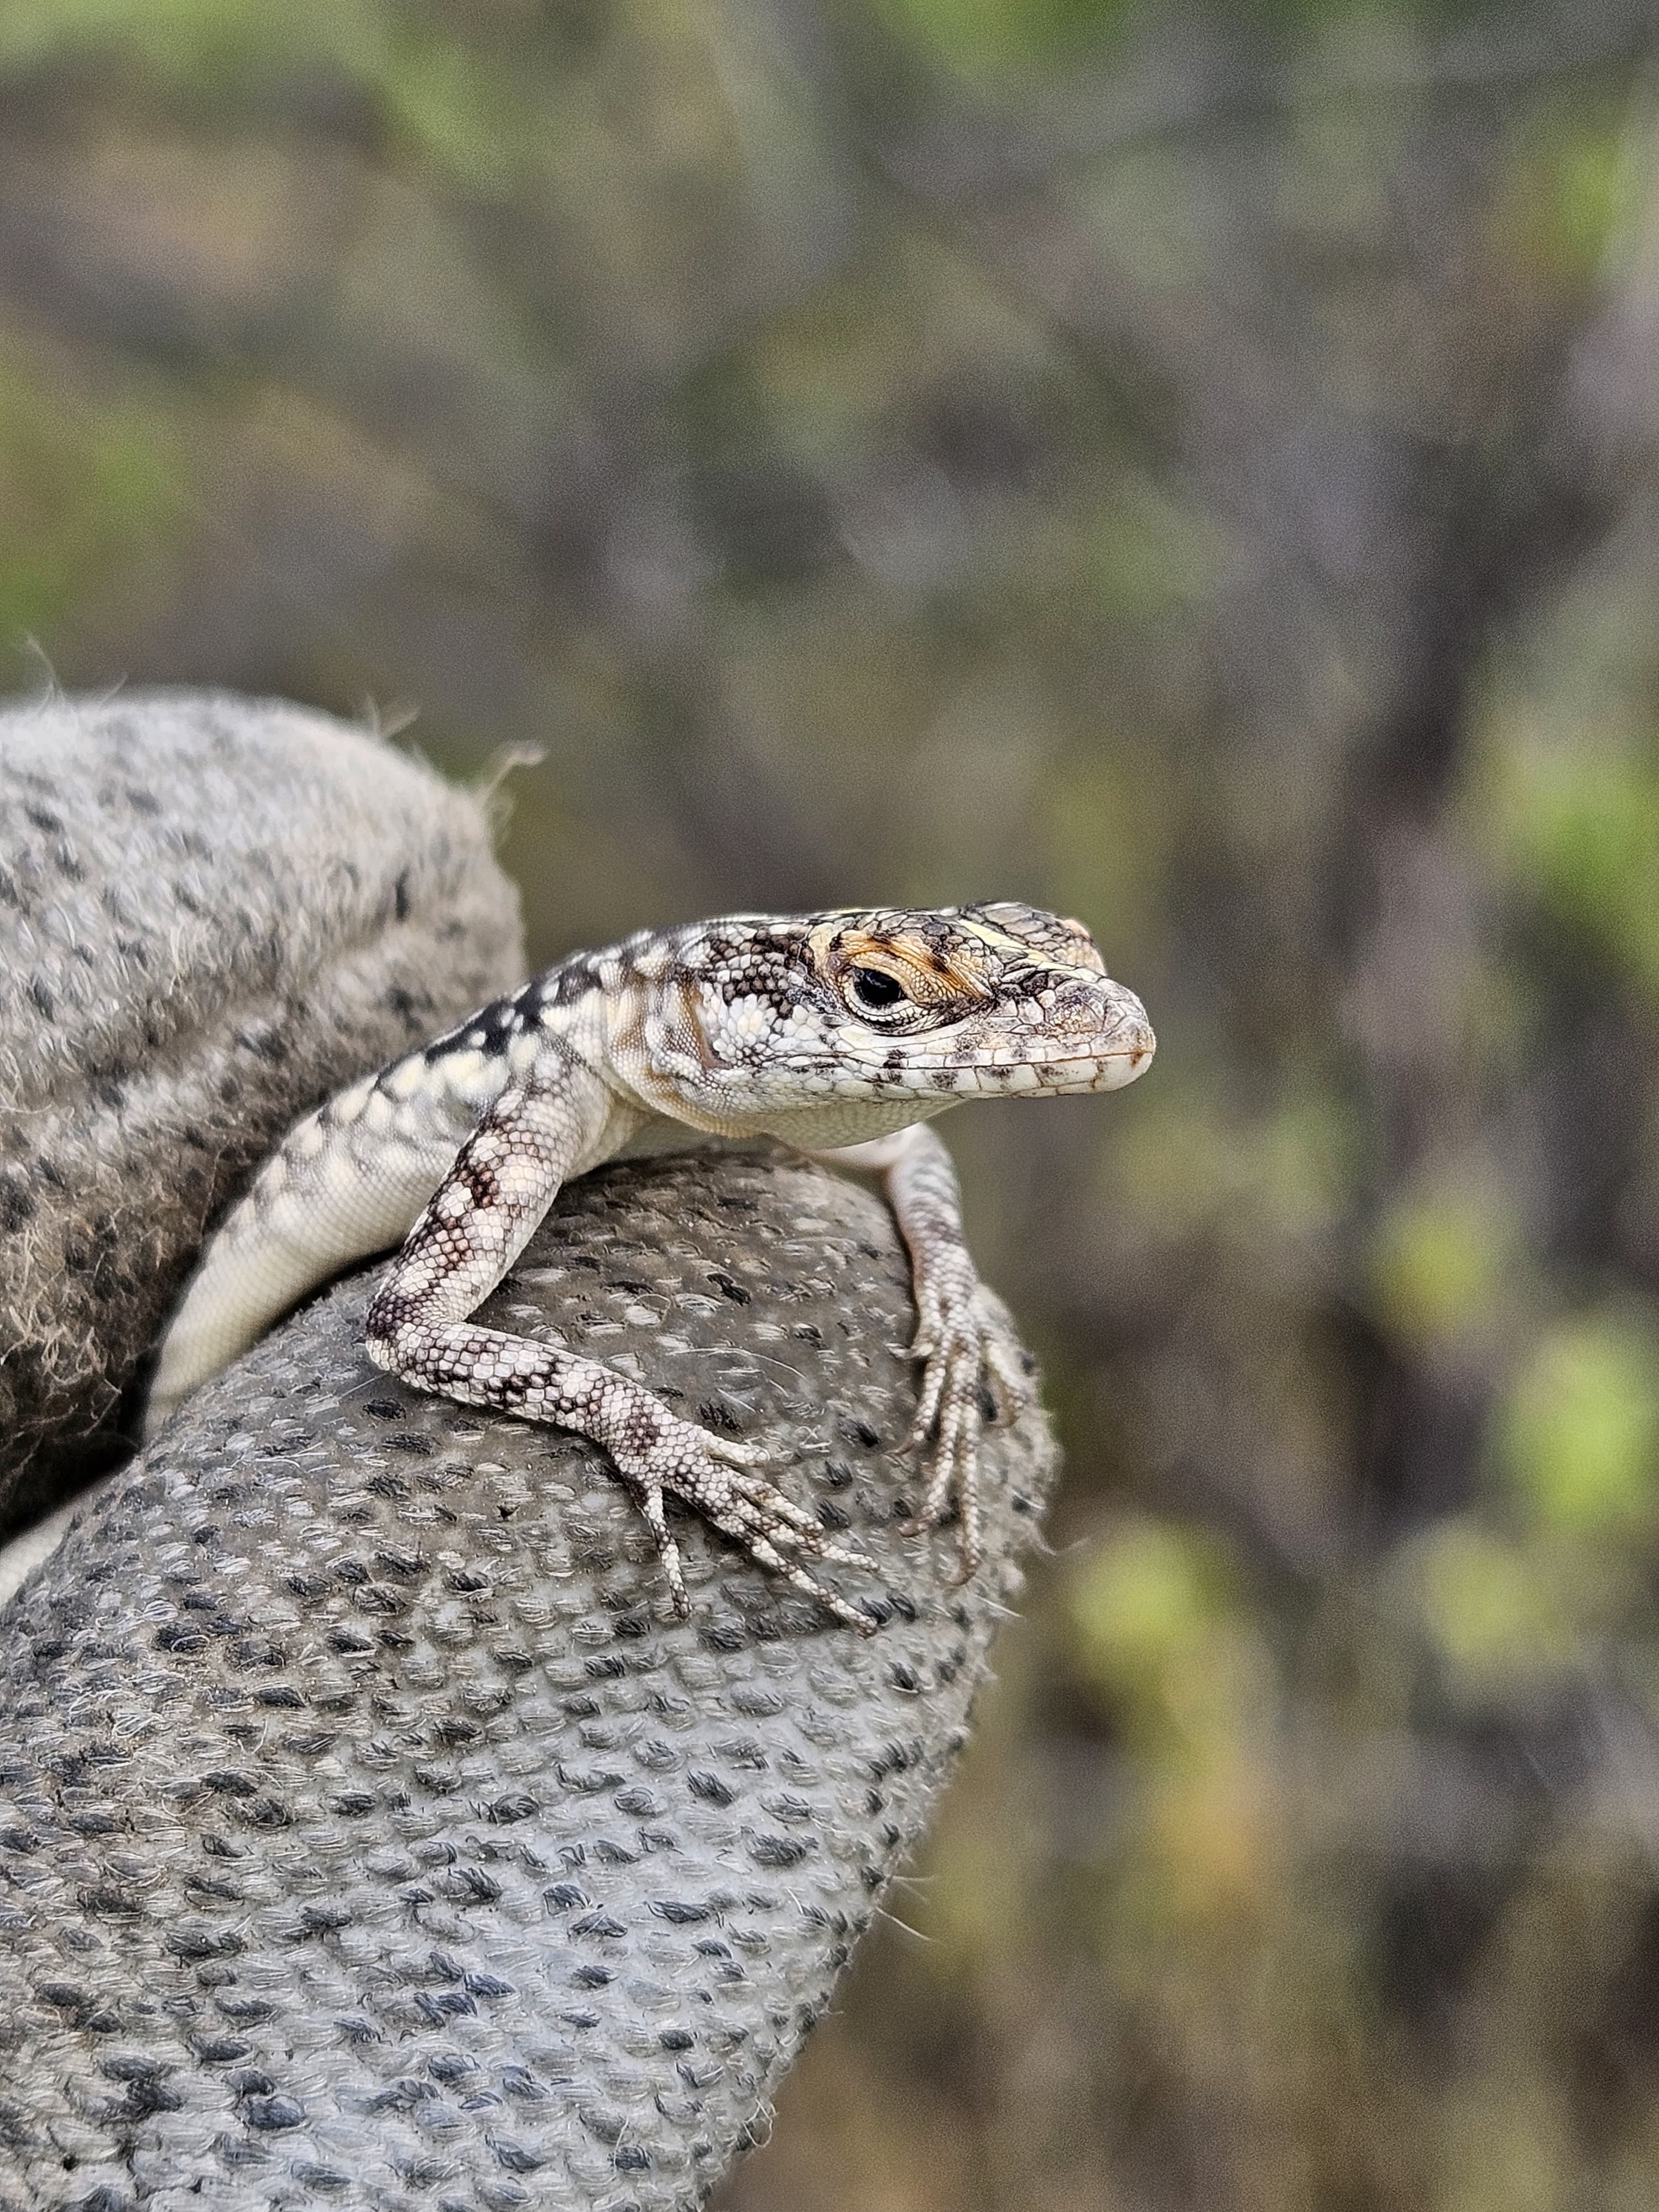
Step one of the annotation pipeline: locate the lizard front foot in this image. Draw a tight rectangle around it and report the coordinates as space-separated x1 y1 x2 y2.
904 1262 1033 1582
585 1380 881 1634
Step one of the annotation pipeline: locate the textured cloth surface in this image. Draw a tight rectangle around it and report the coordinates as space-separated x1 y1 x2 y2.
0 1148 1057 2212
0 688 525 1530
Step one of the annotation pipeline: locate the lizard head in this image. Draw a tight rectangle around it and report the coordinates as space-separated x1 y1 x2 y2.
614 902 1155 1146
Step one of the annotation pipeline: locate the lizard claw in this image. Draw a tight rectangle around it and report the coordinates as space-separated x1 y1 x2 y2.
983 1332 1035 1425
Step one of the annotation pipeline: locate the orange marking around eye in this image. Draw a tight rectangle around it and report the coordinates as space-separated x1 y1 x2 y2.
828 928 993 1005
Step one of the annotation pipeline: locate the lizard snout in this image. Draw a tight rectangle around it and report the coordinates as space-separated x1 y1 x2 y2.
1063 977 1155 1089
1104 990 1155 1069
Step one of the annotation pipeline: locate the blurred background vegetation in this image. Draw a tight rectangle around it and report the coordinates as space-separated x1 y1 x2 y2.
7 0 1659 2203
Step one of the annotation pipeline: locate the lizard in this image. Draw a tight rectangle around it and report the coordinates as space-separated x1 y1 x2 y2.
147 902 1154 1631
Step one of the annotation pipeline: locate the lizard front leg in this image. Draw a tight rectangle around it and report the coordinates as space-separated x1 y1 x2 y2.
367 1062 877 1631
808 1123 1031 1580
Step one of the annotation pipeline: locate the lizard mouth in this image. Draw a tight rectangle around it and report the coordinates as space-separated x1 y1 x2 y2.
739 1038 1155 1095
932 1030 1157 1077
743 1035 1157 1084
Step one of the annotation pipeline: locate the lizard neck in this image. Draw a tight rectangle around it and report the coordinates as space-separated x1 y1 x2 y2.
600 971 751 1138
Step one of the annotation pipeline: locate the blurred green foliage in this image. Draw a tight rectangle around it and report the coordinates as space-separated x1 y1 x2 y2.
1503 737 1659 1004
1498 1311 1659 1536
885 0 1509 75
5 0 1659 2205
0 354 180 640
885 0 1135 72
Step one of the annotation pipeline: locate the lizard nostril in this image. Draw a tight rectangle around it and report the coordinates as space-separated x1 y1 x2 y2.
1100 988 1152 1042
1097 990 1155 1077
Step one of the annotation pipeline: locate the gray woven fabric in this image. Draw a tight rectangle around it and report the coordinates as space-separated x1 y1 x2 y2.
0 1147 1057 2211
0 695 1058 2208
0 688 524 1531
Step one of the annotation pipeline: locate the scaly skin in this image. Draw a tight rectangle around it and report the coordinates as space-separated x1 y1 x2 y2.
149 902 1154 1630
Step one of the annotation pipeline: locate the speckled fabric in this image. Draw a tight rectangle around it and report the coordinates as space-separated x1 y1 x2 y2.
0 690 524 1530
0 1149 1057 2211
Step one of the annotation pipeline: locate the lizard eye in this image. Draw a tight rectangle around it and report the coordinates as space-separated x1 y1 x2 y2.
847 966 907 1013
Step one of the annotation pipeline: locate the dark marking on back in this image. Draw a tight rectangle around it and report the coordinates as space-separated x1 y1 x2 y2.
538 955 605 1009
410 952 599 1072
420 990 521 1066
